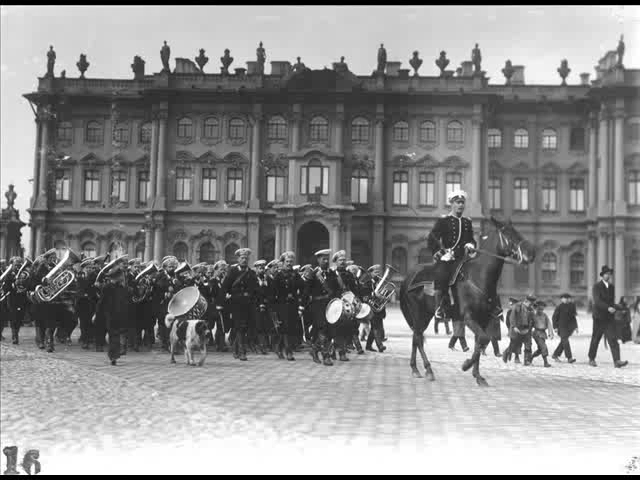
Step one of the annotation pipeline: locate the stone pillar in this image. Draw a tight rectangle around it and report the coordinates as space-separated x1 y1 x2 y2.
29 228 36 259
330 221 341 253
373 106 385 209
37 111 51 209
613 107 626 211
32 119 42 207
587 232 597 291
372 217 384 265
344 220 352 260
127 237 136 258
286 221 295 253
69 234 81 253
588 113 598 209
597 109 609 207
469 106 483 217
250 108 262 209
153 220 165 262
274 222 281 258
248 215 260 259
155 105 168 209
289 105 302 204
144 228 153 262
148 116 159 204
597 231 608 275
614 229 625 297
334 104 344 154
0 231 6 261
35 225 44 256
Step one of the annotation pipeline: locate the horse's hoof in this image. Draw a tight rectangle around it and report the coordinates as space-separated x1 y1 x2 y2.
425 371 436 382
476 377 489 387
462 359 474 372
411 370 423 379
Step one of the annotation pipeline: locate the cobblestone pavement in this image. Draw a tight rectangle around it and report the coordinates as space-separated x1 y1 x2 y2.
1 307 639 475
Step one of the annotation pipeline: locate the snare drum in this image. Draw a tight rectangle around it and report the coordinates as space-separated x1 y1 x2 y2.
341 291 362 316
326 297 354 325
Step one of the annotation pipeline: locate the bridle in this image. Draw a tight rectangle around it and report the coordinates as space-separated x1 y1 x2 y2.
473 225 526 266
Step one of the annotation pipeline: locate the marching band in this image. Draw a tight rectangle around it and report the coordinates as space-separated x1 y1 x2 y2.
0 246 394 365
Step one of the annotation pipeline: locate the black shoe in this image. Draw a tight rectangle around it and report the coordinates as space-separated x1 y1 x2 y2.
567 358 576 364
239 353 248 361
462 347 470 353
514 356 521 364
366 346 376 352
357 349 365 355
502 351 509 363
589 360 597 367
323 356 333 366
552 355 561 362
339 353 350 362
379 346 386 352
111 359 117 366
614 360 628 368
494 352 501 358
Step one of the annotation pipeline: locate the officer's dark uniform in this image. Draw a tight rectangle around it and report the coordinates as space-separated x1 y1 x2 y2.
98 266 130 365
151 269 177 350
210 273 229 351
305 265 340 365
31 258 63 352
219 263 259 361
427 213 476 317
551 296 578 361
272 266 305 361
363 273 386 353
254 270 272 354
76 269 99 349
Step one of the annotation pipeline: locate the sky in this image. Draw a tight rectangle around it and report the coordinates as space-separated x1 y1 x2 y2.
1 5 639 250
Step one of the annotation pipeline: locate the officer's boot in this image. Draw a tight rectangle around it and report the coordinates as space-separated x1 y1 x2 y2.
285 335 295 361
322 351 334 366
45 328 55 353
374 328 385 352
433 290 444 319
11 328 19 345
339 349 349 362
310 345 322 364
258 334 267 355
366 329 375 351
353 333 364 355
543 355 551 368
120 333 128 356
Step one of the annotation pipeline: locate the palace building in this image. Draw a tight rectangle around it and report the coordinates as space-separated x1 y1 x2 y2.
23 42 640 305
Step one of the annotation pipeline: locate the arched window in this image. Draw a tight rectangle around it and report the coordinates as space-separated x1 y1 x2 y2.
177 117 193 138
57 121 72 142
113 123 129 143
630 250 640 288
109 241 125 259
54 240 67 260
570 252 585 287
266 167 286 203
139 122 152 144
229 118 246 140
135 244 145 260
267 116 287 140
81 242 97 259
487 128 502 149
226 168 243 202
263 237 275 262
392 171 409 206
391 247 408 275
542 128 557 150
310 116 329 142
419 121 436 143
446 121 463 144
203 117 220 139
393 121 409 142
514 128 529 149
173 242 188 262
351 117 370 143
225 243 239 264
418 248 431 264
300 158 329 195
199 242 216 263
351 168 369 204
85 121 103 143
541 252 557 283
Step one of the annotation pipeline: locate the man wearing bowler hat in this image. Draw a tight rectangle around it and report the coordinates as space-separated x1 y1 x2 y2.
551 293 578 363
588 265 628 368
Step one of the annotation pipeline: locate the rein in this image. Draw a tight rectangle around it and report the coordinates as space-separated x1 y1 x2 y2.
473 248 522 266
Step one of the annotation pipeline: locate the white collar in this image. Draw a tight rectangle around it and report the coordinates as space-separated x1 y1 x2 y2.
601 279 609 288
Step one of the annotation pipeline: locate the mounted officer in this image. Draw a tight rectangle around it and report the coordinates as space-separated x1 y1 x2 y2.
427 189 477 319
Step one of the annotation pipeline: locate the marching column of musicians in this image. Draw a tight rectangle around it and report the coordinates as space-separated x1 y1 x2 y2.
0 247 392 363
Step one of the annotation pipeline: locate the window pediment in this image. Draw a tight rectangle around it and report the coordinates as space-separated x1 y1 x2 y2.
80 152 106 165
566 162 588 174
198 150 222 164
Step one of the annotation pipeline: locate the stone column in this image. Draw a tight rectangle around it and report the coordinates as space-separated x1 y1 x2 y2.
34 218 44 256
153 219 165 262
613 106 626 212
69 234 81 253
37 110 51 209
372 217 384 265
127 237 136 258
285 220 295 253
597 108 609 207
469 105 483 217
155 104 168 208
0 231 6 261
588 113 598 210
344 220 352 260
587 231 597 291
614 229 625 297
32 119 42 207
373 110 385 209
334 104 344 154
289 105 302 204
330 221 341 253
597 231 608 275
274 222 281 257
250 108 262 209
248 215 260 259
143 215 153 262
148 116 159 205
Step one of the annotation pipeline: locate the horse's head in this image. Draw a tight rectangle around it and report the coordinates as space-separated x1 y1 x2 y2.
487 216 536 265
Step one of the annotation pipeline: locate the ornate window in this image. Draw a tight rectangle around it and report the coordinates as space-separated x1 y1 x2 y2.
137 171 149 206
139 122 152 144
514 177 529 211
446 121 463 144
81 242 97 259
300 159 329 195
391 247 408 275
201 168 217 202
569 178 585 212
266 167 286 203
351 168 369 204
445 172 462 201
628 171 640 205
175 167 192 201
419 121 436 143
267 116 287 141
514 128 529 149
418 172 435 206
177 117 193 139
225 243 239 264
569 127 585 151
203 117 220 139
228 118 246 141
310 116 329 142
630 250 640 288
570 252 585 287
55 169 71 201
393 121 409 142
173 242 188 262
226 168 243 202
83 170 100 202
199 242 216 263
85 121 103 143
113 123 129 143
392 171 409 206
541 128 557 150
541 252 558 283
488 128 502 149
488 176 501 210
57 122 72 142
418 248 431 264
541 178 557 211
351 117 370 143
111 171 128 203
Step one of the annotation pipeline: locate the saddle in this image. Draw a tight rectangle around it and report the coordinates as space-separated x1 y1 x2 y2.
407 255 472 297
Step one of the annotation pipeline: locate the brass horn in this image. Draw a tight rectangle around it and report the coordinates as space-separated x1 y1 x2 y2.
369 264 399 313
33 248 82 303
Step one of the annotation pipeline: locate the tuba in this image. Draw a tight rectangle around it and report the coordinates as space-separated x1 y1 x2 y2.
369 264 398 313
14 258 33 294
131 261 158 303
33 249 82 303
0 265 13 302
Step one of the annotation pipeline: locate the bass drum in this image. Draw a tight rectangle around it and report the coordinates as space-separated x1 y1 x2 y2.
167 286 208 320
326 298 354 325
356 302 371 320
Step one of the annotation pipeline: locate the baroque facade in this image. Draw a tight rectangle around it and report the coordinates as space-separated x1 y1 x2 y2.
24 43 640 305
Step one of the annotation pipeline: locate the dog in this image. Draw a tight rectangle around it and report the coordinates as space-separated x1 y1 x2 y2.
165 314 210 366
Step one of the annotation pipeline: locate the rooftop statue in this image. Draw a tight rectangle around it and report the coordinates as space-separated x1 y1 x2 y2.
377 43 387 74
46 45 56 78
256 41 266 74
471 43 482 74
161 40 171 73
617 34 625 67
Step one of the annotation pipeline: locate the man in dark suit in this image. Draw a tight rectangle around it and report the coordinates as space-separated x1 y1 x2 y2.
588 265 628 368
551 293 578 363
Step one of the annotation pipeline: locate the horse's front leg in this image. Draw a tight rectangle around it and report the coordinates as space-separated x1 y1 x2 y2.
416 333 435 381
462 314 490 387
411 330 422 378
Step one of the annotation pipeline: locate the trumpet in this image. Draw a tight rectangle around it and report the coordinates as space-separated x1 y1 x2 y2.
33 249 82 303
369 264 398 313
131 261 158 303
